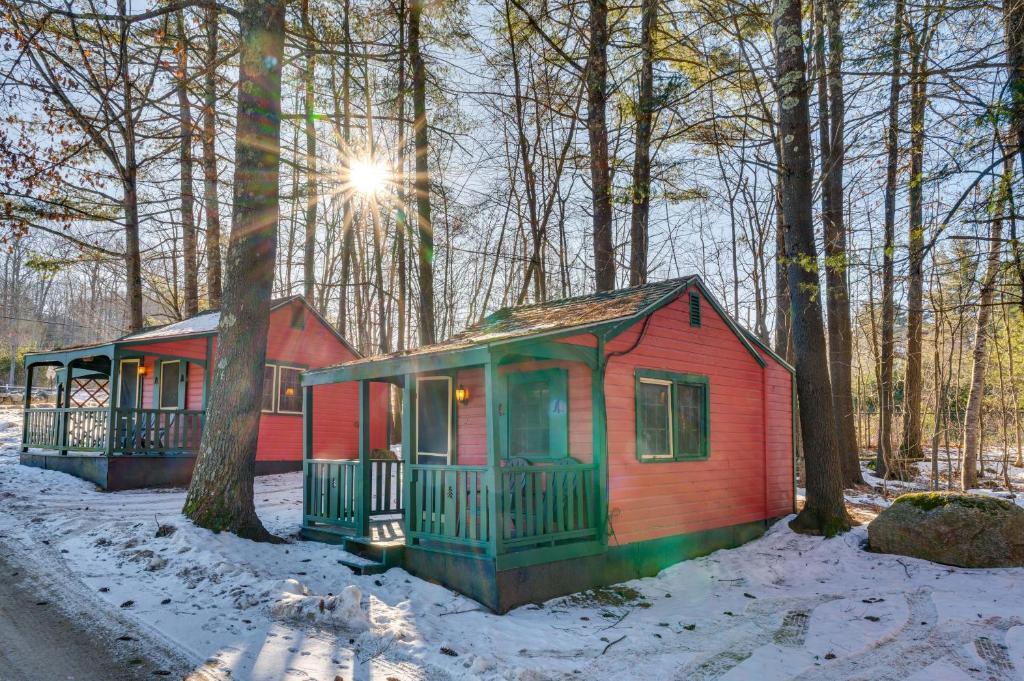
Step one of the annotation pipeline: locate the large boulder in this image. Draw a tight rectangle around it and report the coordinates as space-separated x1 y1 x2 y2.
868 492 1024 568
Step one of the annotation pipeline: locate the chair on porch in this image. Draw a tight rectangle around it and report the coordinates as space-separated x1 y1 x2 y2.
502 456 588 538
119 412 177 454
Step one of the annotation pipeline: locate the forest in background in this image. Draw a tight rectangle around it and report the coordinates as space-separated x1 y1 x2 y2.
0 0 1021 505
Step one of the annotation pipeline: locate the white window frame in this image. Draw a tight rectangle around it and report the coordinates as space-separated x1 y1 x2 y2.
416 375 452 465
275 365 304 415
638 377 673 460
261 363 278 414
158 360 182 411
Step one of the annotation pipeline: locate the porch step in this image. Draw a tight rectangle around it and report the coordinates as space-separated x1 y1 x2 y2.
342 535 405 569
337 557 389 576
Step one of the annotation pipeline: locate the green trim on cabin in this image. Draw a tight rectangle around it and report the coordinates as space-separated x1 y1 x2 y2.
505 367 568 462
633 368 710 462
303 346 491 385
688 292 701 327
302 276 768 387
25 343 116 368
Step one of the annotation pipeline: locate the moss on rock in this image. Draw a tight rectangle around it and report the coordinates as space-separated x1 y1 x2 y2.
892 492 1015 515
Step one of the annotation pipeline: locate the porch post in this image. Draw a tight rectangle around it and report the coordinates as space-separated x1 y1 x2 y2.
21 362 33 453
592 336 609 545
484 356 504 557
59 362 72 455
302 384 313 527
302 385 314 462
401 376 414 546
106 349 120 456
356 379 372 537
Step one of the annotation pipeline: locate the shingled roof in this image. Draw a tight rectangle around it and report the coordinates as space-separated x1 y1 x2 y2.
312 276 699 374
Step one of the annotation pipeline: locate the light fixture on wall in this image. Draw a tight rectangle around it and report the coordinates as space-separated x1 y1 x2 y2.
285 387 296 397
454 384 469 404
137 365 147 375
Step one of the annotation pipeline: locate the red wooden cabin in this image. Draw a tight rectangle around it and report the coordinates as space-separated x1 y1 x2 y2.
301 276 795 612
21 296 387 490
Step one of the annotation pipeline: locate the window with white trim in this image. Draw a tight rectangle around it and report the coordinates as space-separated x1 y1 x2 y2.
416 376 451 465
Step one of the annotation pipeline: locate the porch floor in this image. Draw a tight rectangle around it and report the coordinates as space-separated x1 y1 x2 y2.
367 516 405 544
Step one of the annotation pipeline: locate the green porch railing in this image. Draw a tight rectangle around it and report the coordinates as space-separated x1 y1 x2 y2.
22 407 205 455
369 459 404 516
498 462 598 551
407 464 492 550
24 407 68 450
112 408 204 454
304 459 360 531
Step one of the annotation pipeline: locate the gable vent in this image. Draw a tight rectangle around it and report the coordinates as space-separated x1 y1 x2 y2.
689 292 701 328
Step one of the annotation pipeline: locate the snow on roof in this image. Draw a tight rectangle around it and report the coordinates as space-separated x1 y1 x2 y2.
119 310 222 342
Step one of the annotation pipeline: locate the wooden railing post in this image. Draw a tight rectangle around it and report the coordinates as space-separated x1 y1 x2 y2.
592 337 609 545
484 357 504 557
106 352 120 456
356 380 371 537
21 363 33 453
58 364 72 455
401 376 415 543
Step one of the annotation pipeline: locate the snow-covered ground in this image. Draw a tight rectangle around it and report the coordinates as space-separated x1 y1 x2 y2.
2 408 1023 681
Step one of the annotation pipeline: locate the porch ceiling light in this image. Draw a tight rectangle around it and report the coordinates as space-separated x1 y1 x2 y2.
455 384 469 404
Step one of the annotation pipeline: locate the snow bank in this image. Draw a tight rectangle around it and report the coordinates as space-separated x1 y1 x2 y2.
2 409 1024 680
269 580 368 630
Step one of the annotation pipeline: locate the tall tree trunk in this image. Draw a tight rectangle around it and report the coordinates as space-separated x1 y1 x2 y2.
301 0 318 304
877 0 904 478
774 0 850 536
396 0 408 352
183 0 286 541
119 1 143 332
335 1 355 336
962 156 1014 489
176 9 199 318
1006 0 1024 170
900 15 932 462
588 0 615 291
629 0 656 287
816 0 861 485
773 173 792 361
409 0 436 343
202 4 223 309
363 58 389 354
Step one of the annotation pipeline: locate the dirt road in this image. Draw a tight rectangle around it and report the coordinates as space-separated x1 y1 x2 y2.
0 549 195 681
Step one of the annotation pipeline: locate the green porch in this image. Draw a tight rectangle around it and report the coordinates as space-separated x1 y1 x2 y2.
20 343 208 489
301 336 611 606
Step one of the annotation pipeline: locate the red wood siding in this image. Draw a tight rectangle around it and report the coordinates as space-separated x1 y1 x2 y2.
455 367 486 465
601 286 794 544
256 301 386 462
760 348 795 518
126 339 208 410
118 300 384 462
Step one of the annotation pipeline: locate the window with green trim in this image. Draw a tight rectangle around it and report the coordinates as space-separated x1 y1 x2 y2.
507 368 568 460
634 369 709 461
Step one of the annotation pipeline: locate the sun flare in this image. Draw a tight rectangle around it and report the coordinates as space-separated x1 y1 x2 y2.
348 158 390 196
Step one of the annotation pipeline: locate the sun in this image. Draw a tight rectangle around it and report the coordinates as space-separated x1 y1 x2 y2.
348 157 390 196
